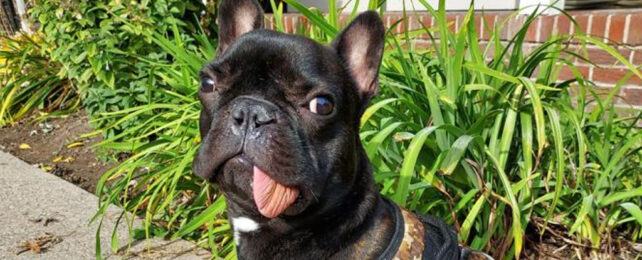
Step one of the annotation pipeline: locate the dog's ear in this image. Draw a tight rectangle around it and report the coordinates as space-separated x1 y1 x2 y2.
217 0 264 54
332 11 385 107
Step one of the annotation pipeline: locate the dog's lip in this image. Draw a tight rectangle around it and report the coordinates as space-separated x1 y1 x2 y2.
213 152 251 177
226 153 300 188
233 153 252 167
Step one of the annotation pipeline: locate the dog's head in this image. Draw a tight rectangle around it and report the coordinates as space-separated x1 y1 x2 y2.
193 0 385 221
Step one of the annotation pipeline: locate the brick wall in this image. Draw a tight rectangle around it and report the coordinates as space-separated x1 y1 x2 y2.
267 9 642 108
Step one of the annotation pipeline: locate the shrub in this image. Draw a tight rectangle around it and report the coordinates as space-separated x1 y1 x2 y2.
28 0 210 137
92 0 642 259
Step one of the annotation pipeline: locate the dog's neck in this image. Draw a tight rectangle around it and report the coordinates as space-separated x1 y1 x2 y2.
228 151 396 260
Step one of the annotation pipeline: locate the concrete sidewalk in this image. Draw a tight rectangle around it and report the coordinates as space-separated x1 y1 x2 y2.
0 151 211 259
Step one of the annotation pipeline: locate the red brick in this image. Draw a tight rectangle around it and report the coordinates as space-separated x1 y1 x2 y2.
387 14 404 34
507 16 526 40
607 14 626 44
290 15 301 34
559 65 590 81
488 13 510 40
557 15 572 36
569 14 590 44
576 48 632 66
422 13 453 39
420 13 432 28
524 18 541 42
446 13 458 32
418 14 434 39
560 45 582 63
458 13 466 31
381 14 390 28
474 15 483 39
525 17 539 42
539 15 555 41
407 14 423 31
628 13 642 45
455 13 464 31
480 13 502 41
296 16 309 34
573 14 590 35
590 13 608 40
592 67 642 85
283 15 293 33
633 50 642 64
478 14 493 41
623 88 642 106
264 15 275 30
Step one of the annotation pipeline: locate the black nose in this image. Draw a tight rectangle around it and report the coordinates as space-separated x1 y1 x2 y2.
231 98 276 133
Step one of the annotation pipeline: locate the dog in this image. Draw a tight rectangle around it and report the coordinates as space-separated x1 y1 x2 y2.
193 0 492 259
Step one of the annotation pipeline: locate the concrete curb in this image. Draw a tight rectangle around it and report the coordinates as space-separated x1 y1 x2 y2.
0 151 211 259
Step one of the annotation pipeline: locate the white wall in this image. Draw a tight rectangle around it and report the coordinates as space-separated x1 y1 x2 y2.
519 0 565 14
288 0 367 12
287 0 562 12
385 0 518 11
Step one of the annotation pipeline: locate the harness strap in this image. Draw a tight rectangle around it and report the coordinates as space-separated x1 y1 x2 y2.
378 197 486 260
378 197 426 260
394 209 425 259
377 197 404 260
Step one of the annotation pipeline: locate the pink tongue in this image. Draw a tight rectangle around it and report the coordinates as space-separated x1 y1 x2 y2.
252 166 300 218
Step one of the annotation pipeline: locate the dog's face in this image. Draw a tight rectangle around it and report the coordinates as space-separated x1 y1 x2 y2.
193 0 384 221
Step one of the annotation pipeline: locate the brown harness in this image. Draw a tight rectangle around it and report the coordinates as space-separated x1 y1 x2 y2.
378 198 426 260
393 208 426 260
378 197 492 260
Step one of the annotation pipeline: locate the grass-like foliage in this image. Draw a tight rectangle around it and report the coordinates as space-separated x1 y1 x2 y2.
0 33 80 126
92 0 642 259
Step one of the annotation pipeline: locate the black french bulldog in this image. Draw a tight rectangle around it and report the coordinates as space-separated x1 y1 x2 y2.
193 0 491 259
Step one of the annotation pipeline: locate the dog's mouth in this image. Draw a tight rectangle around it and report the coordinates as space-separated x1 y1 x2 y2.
215 153 307 219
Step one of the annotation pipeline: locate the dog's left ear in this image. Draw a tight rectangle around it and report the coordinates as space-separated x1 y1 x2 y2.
217 0 264 54
333 11 385 108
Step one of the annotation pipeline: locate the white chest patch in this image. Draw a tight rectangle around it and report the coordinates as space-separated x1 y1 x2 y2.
232 217 259 245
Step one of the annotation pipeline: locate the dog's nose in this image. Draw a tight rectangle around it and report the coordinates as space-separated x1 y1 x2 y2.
231 98 276 132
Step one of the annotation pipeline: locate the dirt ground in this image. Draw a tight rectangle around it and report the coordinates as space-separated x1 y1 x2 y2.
523 231 642 260
0 111 115 193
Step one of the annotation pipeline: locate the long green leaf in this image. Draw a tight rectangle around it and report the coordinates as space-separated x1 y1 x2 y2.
394 127 438 205
172 196 226 239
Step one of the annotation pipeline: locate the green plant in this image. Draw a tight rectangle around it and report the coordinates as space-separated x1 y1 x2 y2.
359 2 642 258
91 0 642 259
89 18 232 258
0 33 80 126
28 0 209 137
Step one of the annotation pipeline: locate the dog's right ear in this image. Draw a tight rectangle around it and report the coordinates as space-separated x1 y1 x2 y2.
217 0 264 54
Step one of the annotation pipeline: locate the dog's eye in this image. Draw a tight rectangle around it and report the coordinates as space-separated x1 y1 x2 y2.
200 77 215 93
308 96 333 115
